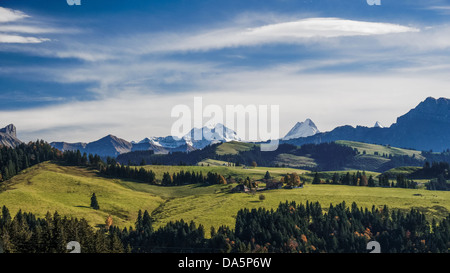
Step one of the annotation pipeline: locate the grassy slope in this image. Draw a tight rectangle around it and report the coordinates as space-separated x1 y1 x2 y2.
140 164 309 181
383 166 423 177
215 141 255 155
1 162 449 237
148 184 450 233
197 159 231 166
336 140 425 160
274 153 318 169
0 162 164 228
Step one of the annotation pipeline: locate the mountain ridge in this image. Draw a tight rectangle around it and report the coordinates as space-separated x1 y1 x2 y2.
49 123 241 157
282 97 450 152
3 96 449 156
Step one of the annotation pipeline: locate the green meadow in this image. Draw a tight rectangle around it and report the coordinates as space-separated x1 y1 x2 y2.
0 162 164 228
0 162 449 235
140 164 309 181
336 140 425 159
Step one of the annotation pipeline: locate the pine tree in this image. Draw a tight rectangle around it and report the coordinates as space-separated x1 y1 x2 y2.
312 172 321 184
368 175 375 187
90 193 100 210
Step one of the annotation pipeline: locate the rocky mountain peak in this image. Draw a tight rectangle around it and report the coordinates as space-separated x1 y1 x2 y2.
0 124 17 138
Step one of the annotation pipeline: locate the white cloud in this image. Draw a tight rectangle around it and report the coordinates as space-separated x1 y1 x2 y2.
0 25 76 34
246 18 418 38
139 17 419 53
0 7 29 23
0 6 52 44
23 16 419 61
0 34 49 43
425 6 450 14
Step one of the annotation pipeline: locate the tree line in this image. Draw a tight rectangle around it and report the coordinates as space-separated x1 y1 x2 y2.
1 200 449 253
61 150 229 186
311 171 418 189
0 140 61 182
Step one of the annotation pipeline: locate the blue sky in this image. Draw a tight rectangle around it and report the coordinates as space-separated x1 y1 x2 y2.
1 0 450 142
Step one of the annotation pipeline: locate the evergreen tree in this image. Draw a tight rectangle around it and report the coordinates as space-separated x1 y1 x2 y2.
312 172 321 184
90 193 100 210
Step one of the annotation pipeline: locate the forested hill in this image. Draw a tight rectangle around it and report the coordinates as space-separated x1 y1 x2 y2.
116 141 432 172
0 140 60 182
116 142 359 171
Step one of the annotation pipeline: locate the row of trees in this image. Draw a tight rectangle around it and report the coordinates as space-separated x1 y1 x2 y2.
161 171 227 186
412 161 450 179
311 171 418 189
100 163 157 185
0 141 60 182
2 201 449 253
60 150 229 187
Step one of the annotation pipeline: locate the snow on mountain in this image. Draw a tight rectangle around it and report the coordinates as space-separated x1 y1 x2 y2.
183 123 241 149
282 119 320 140
374 121 384 128
132 123 241 151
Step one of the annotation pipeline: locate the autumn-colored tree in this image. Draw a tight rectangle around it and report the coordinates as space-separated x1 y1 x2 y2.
219 175 227 185
105 215 113 229
300 234 308 243
251 161 257 168
286 173 302 187
360 175 368 186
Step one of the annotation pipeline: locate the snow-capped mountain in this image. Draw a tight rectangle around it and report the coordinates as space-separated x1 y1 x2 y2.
374 121 384 128
182 123 241 149
282 119 320 140
133 123 241 151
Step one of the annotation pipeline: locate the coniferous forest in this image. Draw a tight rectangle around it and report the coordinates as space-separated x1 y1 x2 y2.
0 201 449 253
0 140 60 182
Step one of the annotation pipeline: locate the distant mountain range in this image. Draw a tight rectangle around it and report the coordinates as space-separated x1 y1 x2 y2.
50 123 241 157
2 97 449 157
282 97 450 152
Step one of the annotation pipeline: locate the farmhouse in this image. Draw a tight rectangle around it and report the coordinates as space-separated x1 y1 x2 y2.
231 184 250 193
265 181 283 190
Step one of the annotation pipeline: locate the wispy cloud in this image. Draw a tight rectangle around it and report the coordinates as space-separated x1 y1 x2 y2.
425 5 450 14
0 34 49 44
12 15 419 61
0 7 29 23
0 6 51 44
133 17 419 54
